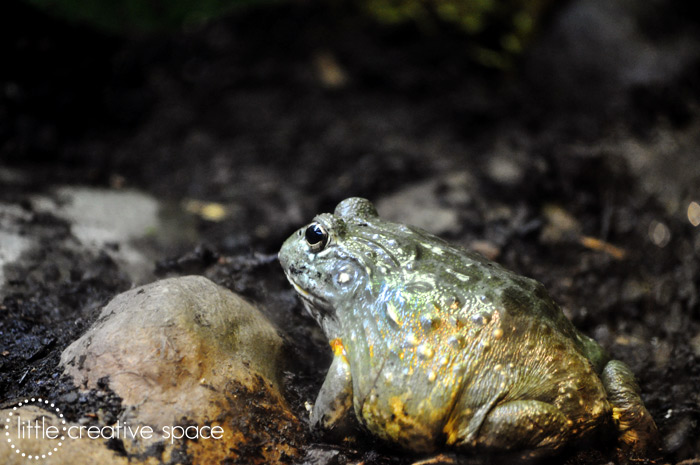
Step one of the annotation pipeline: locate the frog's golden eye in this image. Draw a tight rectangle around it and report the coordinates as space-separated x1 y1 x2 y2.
305 222 329 253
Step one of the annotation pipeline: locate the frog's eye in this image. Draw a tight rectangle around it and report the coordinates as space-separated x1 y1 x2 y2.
305 222 329 253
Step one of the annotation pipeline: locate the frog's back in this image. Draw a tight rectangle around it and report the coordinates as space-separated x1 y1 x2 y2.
341 217 608 369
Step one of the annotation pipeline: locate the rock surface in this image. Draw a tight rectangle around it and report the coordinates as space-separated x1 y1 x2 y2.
376 172 475 236
0 204 32 289
0 406 131 465
31 187 162 284
0 186 168 295
58 275 302 464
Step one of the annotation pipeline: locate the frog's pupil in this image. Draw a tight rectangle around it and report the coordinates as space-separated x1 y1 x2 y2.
305 223 328 250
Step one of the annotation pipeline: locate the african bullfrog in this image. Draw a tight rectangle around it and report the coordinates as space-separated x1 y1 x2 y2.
279 197 657 454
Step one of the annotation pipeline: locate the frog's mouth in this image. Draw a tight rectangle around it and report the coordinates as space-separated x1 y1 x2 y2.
289 280 332 314
284 273 337 326
285 273 334 314
288 279 314 301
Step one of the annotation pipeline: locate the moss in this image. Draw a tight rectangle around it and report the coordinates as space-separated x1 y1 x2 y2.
362 0 556 68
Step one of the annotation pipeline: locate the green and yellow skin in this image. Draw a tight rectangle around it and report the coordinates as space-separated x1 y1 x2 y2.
279 197 657 455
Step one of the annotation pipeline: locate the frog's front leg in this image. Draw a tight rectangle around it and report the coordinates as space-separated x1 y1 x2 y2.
600 360 658 455
311 338 355 434
445 399 573 451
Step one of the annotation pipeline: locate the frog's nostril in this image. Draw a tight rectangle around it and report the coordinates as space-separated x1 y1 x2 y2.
289 264 305 275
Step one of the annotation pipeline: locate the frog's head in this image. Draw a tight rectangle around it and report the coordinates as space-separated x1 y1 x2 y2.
280 197 399 337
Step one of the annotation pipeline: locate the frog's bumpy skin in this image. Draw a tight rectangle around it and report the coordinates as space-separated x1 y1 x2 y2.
279 198 658 455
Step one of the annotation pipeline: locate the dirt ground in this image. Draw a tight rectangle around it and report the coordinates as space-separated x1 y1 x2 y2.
1 0 700 464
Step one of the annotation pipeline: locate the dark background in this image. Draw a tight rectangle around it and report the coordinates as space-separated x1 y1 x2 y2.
1 0 699 463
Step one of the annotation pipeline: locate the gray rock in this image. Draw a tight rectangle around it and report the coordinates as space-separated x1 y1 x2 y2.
376 172 475 236
0 203 33 290
31 187 162 283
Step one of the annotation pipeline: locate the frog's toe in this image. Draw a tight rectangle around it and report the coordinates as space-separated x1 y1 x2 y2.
410 453 459 465
600 360 659 455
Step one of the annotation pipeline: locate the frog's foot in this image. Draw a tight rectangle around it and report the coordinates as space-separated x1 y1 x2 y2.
410 453 458 465
600 360 659 455
445 399 572 452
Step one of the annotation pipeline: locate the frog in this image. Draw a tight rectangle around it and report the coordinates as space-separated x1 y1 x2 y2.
278 197 657 455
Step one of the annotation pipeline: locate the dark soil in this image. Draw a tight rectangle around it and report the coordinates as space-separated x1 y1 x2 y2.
2 0 700 464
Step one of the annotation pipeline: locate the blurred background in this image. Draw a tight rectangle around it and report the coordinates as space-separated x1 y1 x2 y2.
1 0 699 463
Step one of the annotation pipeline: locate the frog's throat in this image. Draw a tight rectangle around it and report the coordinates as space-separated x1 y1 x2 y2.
299 298 343 340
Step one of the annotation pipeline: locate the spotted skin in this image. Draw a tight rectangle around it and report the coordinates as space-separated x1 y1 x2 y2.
279 198 657 454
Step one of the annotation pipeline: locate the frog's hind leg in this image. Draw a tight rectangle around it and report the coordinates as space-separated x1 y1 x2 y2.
445 399 573 452
600 360 658 455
